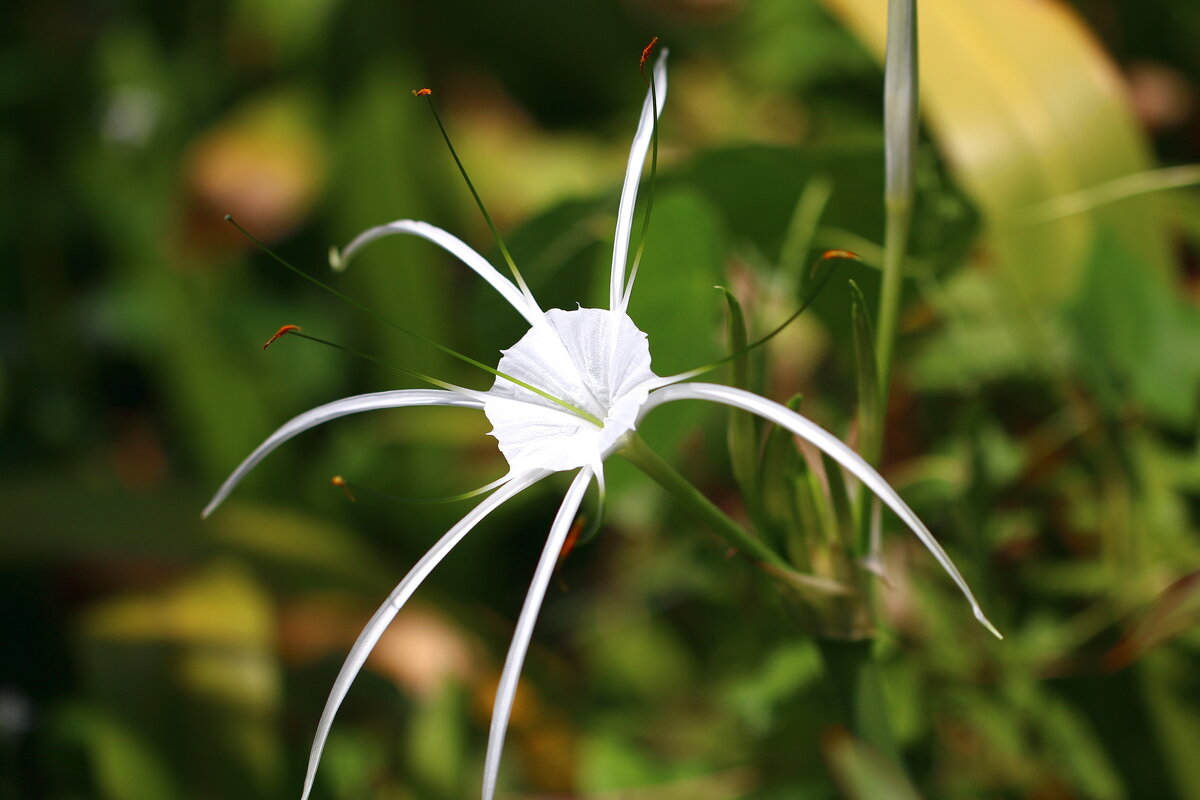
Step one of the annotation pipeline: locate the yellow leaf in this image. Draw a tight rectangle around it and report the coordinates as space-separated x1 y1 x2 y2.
821 0 1171 303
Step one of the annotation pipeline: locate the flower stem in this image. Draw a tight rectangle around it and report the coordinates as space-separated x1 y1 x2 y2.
813 637 902 764
873 202 912 409
826 0 916 769
875 0 918 405
620 435 790 571
858 0 917 604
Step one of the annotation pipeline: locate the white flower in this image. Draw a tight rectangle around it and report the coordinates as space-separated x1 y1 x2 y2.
204 50 999 800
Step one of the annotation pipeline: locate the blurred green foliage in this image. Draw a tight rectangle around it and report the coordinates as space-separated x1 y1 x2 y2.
3 0 1200 798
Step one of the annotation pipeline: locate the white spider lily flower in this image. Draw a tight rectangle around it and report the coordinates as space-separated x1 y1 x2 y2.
204 50 999 800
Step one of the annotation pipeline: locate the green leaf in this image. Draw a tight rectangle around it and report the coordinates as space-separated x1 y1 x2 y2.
408 683 471 798
820 451 858 556
849 279 883 563
781 175 835 288
79 563 284 797
822 0 1173 304
1108 571 1200 669
57 704 182 800
624 187 726 374
614 187 727 466
719 286 764 527
1070 230 1200 427
848 280 880 461
758 394 813 563
1139 648 1200 798
718 286 751 391
823 729 922 800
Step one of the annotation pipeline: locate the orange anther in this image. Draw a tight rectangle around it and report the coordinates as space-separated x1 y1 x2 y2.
413 88 432 97
821 249 861 262
557 516 587 566
640 37 659 80
331 475 357 502
262 324 302 350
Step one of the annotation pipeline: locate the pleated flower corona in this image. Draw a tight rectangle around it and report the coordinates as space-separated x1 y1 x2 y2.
204 46 1000 800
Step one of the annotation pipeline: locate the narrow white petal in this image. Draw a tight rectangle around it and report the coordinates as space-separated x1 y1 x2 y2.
609 51 669 312
300 471 548 800
202 390 482 518
481 468 593 800
639 383 1002 639
334 219 545 328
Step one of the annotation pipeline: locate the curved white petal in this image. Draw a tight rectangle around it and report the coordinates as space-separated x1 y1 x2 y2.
640 382 1002 639
202 389 483 518
334 219 545 328
482 468 593 800
484 308 659 474
610 50 669 313
300 470 548 800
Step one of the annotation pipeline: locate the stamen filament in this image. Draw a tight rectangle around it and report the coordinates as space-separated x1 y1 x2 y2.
623 38 662 305
331 475 357 502
664 249 859 382
279 328 464 393
416 92 534 301
226 215 599 423
263 324 303 350
639 37 659 77
333 473 509 505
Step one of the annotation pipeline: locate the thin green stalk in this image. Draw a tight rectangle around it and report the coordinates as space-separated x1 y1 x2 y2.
825 0 916 769
226 215 599 423
620 435 789 571
1007 163 1200 230
863 0 917 565
814 638 901 766
420 94 530 295
873 203 912 418
875 0 918 410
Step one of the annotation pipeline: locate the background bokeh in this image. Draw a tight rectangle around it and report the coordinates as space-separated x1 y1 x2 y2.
4 0 1200 797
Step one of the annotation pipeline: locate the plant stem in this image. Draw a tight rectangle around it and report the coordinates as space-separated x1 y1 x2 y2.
814 637 902 765
828 0 916 769
873 202 913 411
876 0 918 411
620 434 790 571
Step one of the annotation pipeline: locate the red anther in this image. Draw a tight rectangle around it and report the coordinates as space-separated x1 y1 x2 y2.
413 88 432 97
640 37 660 80
331 475 357 502
821 249 861 262
262 324 302 350
557 516 587 565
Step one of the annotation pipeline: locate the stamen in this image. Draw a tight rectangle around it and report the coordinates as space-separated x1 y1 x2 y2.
331 475 357 502
263 324 302 350
265 323 463 393
663 250 860 382
414 91 535 301
821 249 859 262
226 215 600 424
332 473 510 505
556 516 586 569
623 39 663 306
640 37 659 83
743 249 860 351
554 500 604 591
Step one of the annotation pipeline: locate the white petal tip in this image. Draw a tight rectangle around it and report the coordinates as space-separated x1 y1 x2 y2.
976 610 1003 640
328 245 345 272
